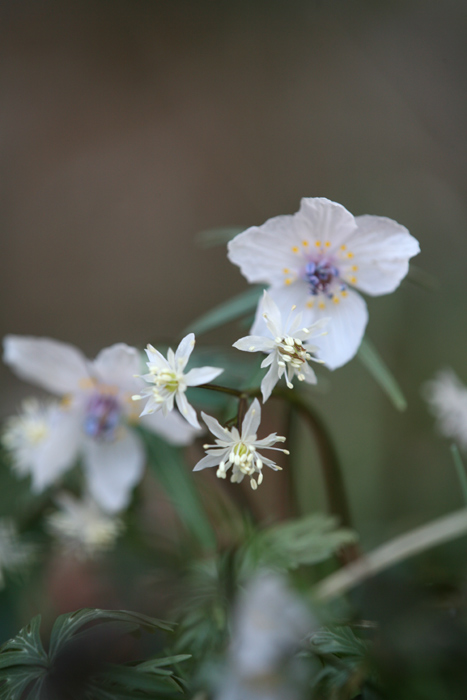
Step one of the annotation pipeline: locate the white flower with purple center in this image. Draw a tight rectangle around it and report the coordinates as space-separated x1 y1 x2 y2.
133 333 224 429
228 197 420 369
193 398 288 490
3 336 199 512
233 291 329 401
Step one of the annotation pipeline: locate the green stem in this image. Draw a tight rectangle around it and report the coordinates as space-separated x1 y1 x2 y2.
450 444 467 507
272 389 353 530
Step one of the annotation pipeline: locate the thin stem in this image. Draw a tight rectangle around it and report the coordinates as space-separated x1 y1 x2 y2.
197 383 248 398
450 443 467 507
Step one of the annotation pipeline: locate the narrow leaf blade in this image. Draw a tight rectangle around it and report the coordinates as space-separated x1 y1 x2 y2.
357 337 407 411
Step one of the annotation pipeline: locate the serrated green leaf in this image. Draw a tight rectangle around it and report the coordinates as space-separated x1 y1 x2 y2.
140 429 216 551
0 666 47 700
137 654 192 671
195 226 246 248
357 337 407 411
48 609 173 660
184 285 264 336
311 626 368 659
0 615 47 667
259 514 357 570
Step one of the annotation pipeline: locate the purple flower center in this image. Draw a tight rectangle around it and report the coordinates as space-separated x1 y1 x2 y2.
305 260 339 296
84 393 121 441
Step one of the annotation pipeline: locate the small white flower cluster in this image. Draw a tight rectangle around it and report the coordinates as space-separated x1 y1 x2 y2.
46 493 123 560
424 370 467 451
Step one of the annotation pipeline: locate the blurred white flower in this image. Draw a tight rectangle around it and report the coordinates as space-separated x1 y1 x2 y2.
217 571 315 700
0 519 35 589
133 332 223 428
228 197 420 370
424 369 467 450
193 398 288 490
3 336 199 512
46 492 123 559
233 291 328 401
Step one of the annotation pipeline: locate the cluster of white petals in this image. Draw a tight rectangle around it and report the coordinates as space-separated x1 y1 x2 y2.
228 197 420 370
217 571 315 700
424 369 467 451
46 493 123 559
132 333 223 429
2 336 198 512
233 291 328 401
194 398 288 490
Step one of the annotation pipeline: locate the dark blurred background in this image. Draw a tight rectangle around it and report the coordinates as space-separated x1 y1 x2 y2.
1 0 467 545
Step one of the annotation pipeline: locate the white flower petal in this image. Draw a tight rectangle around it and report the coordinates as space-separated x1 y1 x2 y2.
295 197 357 252
3 335 89 396
348 215 420 296
193 453 226 471
91 343 141 393
241 398 262 439
175 333 196 366
175 391 200 428
82 429 145 513
261 363 279 402
201 412 233 441
29 407 80 492
145 346 170 370
309 288 368 370
140 410 199 445
301 363 317 385
233 336 275 353
250 282 312 338
260 291 283 337
228 215 304 284
184 366 224 387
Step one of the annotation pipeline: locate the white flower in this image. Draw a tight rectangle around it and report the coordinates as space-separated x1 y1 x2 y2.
133 333 224 429
46 492 123 559
193 398 288 490
216 571 315 700
424 369 467 450
3 336 199 512
228 197 420 370
233 291 329 402
0 519 35 589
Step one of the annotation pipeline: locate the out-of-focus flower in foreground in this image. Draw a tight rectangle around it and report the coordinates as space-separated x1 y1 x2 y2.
233 291 328 401
3 336 198 512
194 398 288 490
46 492 123 559
133 332 224 429
0 519 36 589
424 369 467 450
228 197 420 370
216 571 315 700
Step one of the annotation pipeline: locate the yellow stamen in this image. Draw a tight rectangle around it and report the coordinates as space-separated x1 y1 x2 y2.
352 265 358 271
315 240 321 248
340 244 347 251
292 246 299 253
285 278 292 285
325 241 331 248
347 252 354 259
349 276 357 284
319 301 325 310
302 240 309 247
341 290 348 297
332 297 340 304
306 300 314 309
283 267 290 274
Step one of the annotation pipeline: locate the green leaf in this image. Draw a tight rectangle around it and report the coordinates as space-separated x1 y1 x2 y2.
195 226 246 248
184 286 264 336
311 626 369 659
48 609 173 661
450 444 467 507
140 429 216 551
257 514 357 570
357 337 407 411
0 616 47 667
